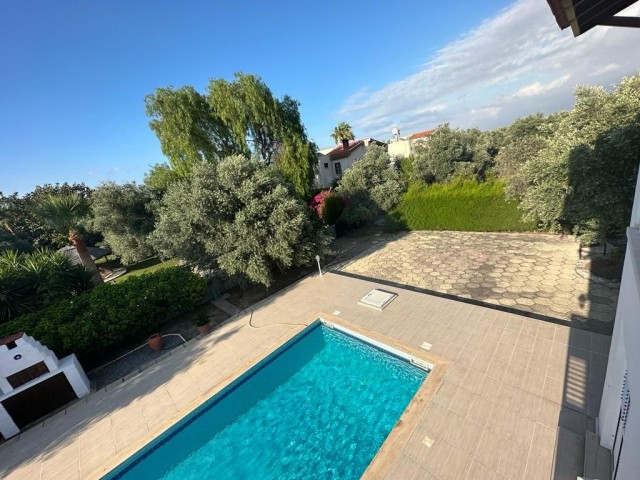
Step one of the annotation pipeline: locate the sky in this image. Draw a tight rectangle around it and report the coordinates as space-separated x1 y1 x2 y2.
1 0 639 195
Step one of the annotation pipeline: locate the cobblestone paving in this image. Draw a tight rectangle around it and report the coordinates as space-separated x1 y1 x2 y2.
338 231 619 333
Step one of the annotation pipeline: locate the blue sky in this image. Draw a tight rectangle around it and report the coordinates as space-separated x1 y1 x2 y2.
1 0 639 195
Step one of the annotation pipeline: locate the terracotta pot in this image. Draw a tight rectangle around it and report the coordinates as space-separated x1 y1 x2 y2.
147 333 164 351
197 323 211 335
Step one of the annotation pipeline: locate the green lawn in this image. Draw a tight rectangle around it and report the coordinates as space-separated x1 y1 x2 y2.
96 257 180 283
388 180 537 232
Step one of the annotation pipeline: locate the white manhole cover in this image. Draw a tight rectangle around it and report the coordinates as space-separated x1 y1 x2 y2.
358 289 397 310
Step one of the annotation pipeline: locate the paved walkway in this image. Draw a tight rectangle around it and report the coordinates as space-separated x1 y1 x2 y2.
0 273 610 480
338 231 620 333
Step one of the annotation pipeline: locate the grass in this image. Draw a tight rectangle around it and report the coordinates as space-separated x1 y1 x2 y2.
96 257 180 283
387 180 537 232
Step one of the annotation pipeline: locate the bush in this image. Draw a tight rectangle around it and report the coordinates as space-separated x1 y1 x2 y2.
0 249 94 323
0 266 206 360
336 145 403 227
151 157 329 287
321 195 345 225
389 180 537 232
310 191 344 225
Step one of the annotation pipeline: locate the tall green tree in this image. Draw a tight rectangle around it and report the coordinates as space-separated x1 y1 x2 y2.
146 73 317 197
31 193 103 284
336 145 403 226
331 122 355 144
145 86 238 177
519 74 640 239
151 157 329 287
90 182 156 264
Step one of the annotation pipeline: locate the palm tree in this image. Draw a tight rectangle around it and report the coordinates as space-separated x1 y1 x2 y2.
331 122 355 145
32 193 103 284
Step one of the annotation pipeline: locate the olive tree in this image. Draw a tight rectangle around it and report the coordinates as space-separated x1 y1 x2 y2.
336 145 403 226
151 157 329 287
90 182 156 264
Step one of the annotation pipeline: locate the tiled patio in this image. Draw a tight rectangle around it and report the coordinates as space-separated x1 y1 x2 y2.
338 231 620 333
0 272 610 479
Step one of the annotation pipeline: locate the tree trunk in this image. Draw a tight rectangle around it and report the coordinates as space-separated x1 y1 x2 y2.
70 230 103 285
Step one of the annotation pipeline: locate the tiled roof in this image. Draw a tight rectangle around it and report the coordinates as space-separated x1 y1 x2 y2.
408 129 436 140
328 140 365 160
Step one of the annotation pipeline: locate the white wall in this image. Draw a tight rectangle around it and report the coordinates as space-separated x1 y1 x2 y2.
314 144 366 189
388 138 412 158
598 170 640 479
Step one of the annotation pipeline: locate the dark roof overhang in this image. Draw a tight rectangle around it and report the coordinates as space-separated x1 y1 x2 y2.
547 0 640 36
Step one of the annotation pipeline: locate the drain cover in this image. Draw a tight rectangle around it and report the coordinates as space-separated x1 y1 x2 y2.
358 289 397 310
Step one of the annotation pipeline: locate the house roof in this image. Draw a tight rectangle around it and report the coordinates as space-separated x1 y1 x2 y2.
0 332 24 347
57 245 112 263
408 129 436 140
328 140 365 160
547 0 639 36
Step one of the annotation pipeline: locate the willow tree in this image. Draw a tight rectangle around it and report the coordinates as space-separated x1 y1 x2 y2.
32 193 102 284
145 73 316 198
144 86 238 177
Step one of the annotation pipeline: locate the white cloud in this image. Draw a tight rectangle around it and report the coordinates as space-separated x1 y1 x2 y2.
337 0 640 138
512 74 572 98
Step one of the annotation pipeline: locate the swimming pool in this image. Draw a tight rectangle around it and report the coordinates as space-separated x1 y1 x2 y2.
103 320 429 479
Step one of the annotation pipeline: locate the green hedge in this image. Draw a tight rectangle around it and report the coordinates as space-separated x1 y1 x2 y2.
0 266 206 360
388 180 537 232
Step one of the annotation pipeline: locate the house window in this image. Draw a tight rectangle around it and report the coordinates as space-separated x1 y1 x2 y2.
323 162 329 169
334 162 342 176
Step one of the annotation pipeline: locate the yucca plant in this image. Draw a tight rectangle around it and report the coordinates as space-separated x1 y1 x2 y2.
0 249 93 323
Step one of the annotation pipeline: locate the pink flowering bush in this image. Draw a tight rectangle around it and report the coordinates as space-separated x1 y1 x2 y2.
310 190 345 225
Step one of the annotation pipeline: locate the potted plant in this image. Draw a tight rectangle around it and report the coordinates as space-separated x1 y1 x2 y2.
147 333 164 351
195 313 211 335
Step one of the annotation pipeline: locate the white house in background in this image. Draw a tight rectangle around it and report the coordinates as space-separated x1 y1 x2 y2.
315 138 386 188
597 169 640 479
0 333 90 439
387 127 436 159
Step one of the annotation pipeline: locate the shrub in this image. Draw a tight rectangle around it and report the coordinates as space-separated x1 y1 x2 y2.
0 266 206 360
151 157 329 287
389 180 537 232
0 249 94 323
309 191 344 225
336 145 403 227
321 195 345 226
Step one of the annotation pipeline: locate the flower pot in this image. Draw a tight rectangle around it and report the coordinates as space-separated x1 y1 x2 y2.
197 323 211 335
147 333 164 352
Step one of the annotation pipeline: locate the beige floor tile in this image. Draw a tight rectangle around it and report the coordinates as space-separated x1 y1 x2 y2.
486 356 509 381
445 364 469 386
531 423 556 462
524 453 551 480
441 445 474 480
466 459 497 480
511 347 532 369
433 382 459 409
474 430 509 471
385 453 436 480
449 388 476 417
496 440 528 480
503 363 527 387
466 395 495 428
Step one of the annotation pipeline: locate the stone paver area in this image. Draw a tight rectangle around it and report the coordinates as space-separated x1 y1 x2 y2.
339 231 619 332
0 273 610 480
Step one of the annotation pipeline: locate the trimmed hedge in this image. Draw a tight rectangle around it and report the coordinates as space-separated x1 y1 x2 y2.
0 266 206 360
388 180 537 232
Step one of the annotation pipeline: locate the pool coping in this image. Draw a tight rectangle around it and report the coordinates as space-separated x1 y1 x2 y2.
91 311 448 479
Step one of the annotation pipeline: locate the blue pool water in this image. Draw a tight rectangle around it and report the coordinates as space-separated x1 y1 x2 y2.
105 323 427 480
